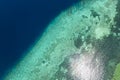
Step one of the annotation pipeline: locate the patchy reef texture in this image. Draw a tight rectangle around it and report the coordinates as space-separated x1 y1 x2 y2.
4 0 120 80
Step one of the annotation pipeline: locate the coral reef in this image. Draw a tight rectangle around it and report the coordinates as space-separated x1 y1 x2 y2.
4 0 120 80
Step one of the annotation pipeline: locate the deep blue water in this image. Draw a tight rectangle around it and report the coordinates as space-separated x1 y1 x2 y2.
0 0 79 79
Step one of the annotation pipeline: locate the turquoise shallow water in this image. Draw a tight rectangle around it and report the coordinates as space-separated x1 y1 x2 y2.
4 0 120 80
0 0 79 79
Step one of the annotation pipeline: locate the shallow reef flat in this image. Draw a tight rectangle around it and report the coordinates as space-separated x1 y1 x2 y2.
4 0 120 80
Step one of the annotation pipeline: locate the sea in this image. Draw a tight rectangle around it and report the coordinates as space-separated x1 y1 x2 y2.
0 0 79 79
